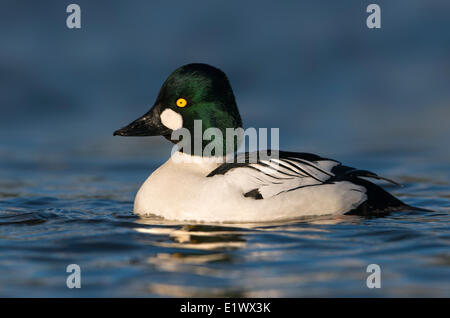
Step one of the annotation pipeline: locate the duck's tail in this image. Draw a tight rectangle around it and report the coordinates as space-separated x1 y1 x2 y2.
344 177 430 216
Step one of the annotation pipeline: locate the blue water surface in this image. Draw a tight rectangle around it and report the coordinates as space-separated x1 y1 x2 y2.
0 0 449 297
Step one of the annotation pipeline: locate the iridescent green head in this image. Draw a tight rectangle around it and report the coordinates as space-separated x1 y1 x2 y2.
114 63 243 156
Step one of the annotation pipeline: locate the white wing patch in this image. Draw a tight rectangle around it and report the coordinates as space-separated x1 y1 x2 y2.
223 157 341 199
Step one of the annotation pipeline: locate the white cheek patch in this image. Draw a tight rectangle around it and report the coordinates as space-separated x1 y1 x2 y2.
160 108 183 130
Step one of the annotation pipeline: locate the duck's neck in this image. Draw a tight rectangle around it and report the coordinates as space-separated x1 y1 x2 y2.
173 120 244 158
170 151 224 173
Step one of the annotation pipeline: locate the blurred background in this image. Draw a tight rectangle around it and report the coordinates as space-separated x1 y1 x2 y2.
0 0 449 166
0 0 449 298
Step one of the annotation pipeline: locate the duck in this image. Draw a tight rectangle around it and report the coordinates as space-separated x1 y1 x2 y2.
113 63 419 223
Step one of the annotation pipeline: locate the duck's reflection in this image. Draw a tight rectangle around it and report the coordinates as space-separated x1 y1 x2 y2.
133 220 249 296
135 223 247 251
132 214 358 297
133 215 355 264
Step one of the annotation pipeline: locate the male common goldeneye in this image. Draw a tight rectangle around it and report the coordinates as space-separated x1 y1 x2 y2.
114 63 418 222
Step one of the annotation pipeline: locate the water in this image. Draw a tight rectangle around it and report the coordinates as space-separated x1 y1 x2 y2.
0 152 448 297
0 0 449 297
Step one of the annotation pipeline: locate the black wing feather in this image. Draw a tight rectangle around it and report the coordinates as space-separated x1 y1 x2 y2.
206 150 418 215
207 150 337 177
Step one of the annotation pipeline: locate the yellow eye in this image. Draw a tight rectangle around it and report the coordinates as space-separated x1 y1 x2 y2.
176 98 188 108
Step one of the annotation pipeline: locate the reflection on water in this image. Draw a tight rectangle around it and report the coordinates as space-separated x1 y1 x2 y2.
130 207 449 297
0 0 449 298
135 225 247 250
0 153 449 297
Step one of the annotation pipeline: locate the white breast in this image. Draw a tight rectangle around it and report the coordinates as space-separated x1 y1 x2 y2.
133 152 367 223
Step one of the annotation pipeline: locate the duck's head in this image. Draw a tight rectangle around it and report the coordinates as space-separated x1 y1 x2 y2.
114 63 243 156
